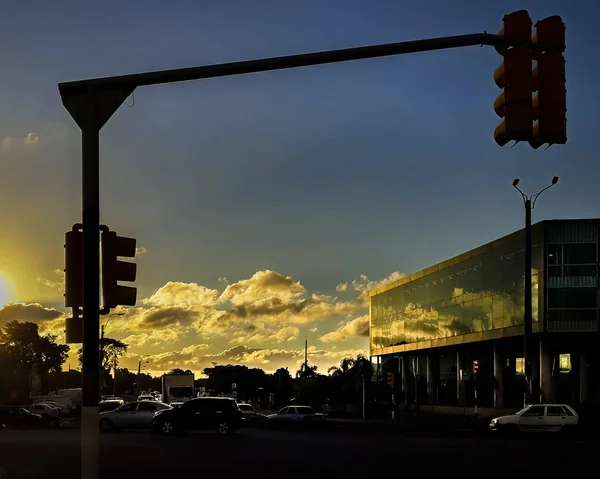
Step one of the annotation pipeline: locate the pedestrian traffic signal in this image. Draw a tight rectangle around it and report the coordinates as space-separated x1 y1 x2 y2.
101 228 137 310
493 10 534 147
64 224 83 308
387 372 395 387
473 360 479 372
530 16 566 148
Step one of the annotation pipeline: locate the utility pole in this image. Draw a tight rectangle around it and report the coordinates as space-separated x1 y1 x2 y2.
513 177 559 407
112 354 117 397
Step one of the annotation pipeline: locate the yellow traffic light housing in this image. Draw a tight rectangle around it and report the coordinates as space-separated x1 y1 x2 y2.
101 228 137 310
530 16 566 148
64 224 83 308
493 10 534 147
386 372 395 387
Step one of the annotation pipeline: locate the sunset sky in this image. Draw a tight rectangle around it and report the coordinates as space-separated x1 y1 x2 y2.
0 0 598 376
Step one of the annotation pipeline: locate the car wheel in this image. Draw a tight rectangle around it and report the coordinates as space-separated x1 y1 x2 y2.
216 422 232 435
498 424 518 437
160 420 175 435
99 418 114 432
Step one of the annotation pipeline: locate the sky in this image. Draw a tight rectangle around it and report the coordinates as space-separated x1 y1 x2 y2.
0 0 598 376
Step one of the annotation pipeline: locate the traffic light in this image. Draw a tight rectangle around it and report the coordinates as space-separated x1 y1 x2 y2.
65 314 82 344
530 16 566 148
473 360 479 372
101 228 137 310
386 372 395 387
493 10 534 147
64 224 83 308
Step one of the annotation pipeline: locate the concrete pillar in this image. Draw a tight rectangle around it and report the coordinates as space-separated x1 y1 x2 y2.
531 339 541 402
426 355 436 405
401 356 409 396
457 351 465 407
580 354 588 405
493 347 504 408
540 340 554 403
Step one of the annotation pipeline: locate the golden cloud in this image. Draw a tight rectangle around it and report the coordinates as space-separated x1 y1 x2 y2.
320 314 369 343
0 302 64 327
337 271 406 306
218 270 304 306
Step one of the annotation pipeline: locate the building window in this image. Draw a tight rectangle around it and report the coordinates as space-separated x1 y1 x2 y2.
563 243 597 265
515 357 524 376
548 287 597 309
547 244 563 265
559 354 571 373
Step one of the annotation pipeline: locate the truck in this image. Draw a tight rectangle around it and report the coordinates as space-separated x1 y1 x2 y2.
161 373 195 406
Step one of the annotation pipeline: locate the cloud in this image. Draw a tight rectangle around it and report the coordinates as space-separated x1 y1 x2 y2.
218 270 304 306
38 269 65 292
230 325 300 345
320 315 369 343
121 327 183 350
336 271 406 306
0 302 64 327
1 132 39 151
142 282 219 308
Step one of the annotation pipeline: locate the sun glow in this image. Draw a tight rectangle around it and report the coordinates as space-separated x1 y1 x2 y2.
0 275 11 307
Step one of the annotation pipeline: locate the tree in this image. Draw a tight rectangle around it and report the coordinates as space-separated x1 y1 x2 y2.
166 368 193 375
77 337 128 372
296 363 318 379
0 321 70 402
0 321 69 374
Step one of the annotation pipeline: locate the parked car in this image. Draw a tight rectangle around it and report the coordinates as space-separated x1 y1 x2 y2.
238 403 267 422
267 406 326 424
99 401 171 432
137 395 154 402
99 399 125 413
35 400 69 415
0 407 45 429
489 404 579 434
152 397 242 435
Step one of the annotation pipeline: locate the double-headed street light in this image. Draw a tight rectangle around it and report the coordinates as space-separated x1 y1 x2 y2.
512 176 559 407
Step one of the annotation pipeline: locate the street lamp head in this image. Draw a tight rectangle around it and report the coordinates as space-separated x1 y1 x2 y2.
512 178 520 187
552 176 559 185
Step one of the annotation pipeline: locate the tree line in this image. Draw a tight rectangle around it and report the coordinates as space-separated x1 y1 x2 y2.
0 321 378 416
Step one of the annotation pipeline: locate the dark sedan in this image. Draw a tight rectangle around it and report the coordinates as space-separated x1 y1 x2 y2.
152 397 242 435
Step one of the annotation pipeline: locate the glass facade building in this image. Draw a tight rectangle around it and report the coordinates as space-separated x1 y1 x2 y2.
370 224 545 354
369 219 600 408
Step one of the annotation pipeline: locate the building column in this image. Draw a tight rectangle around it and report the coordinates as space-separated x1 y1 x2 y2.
457 351 466 407
540 340 554 403
401 356 409 400
531 338 541 402
493 347 504 408
580 354 588 405
426 355 436 405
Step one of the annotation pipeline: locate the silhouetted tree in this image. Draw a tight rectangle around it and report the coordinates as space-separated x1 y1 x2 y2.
166 368 193 375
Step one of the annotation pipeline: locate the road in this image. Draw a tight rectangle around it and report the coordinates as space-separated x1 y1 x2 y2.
0 425 594 478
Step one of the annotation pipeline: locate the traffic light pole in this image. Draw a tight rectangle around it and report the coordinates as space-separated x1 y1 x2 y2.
81 124 101 479
59 31 541 479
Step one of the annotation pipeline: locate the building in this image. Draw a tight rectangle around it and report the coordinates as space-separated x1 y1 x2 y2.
369 219 600 410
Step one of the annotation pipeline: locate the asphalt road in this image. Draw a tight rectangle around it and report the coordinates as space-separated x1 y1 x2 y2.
0 425 594 478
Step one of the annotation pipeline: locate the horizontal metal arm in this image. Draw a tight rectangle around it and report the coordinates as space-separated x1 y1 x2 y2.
59 33 513 96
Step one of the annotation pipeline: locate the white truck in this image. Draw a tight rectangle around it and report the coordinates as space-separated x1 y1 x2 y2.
161 373 195 406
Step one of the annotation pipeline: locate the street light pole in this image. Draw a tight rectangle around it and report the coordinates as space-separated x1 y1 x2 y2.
512 176 559 407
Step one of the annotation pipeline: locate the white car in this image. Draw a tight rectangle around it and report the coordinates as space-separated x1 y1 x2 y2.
30 403 60 419
137 395 154 402
489 404 578 434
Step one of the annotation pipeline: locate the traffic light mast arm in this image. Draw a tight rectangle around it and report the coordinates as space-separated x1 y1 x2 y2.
58 33 545 99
